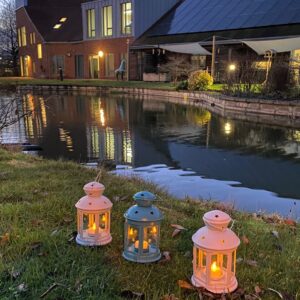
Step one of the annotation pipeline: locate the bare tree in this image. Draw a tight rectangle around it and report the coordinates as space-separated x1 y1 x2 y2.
0 0 18 76
0 97 31 133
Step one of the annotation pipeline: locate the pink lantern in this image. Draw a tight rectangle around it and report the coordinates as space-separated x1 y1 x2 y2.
75 182 112 246
191 210 240 294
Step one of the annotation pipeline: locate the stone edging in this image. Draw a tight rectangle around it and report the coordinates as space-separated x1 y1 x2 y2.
17 84 300 118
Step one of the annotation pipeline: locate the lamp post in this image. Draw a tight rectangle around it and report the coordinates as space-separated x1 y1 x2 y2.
191 210 240 294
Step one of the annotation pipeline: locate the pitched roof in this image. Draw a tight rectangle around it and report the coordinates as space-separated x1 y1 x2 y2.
25 0 84 42
135 0 300 45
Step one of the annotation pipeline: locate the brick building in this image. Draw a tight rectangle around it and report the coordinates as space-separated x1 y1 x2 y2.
16 0 179 79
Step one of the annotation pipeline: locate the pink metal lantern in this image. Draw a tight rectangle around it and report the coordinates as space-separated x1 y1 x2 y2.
191 210 240 294
75 182 112 246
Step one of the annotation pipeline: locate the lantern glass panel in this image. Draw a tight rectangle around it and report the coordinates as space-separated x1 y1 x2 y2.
210 254 224 280
144 226 159 253
83 213 98 237
232 251 236 273
127 225 139 253
99 212 107 230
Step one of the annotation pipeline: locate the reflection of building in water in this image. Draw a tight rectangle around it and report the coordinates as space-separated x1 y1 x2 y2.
59 126 74 152
86 97 134 165
23 94 48 140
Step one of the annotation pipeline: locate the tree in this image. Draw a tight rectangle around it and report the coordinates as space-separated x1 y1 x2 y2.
0 0 18 76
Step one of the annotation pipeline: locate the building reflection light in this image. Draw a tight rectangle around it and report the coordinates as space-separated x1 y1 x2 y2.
224 122 232 135
100 108 105 127
39 97 47 128
105 127 115 160
59 127 74 152
292 130 300 142
123 130 133 164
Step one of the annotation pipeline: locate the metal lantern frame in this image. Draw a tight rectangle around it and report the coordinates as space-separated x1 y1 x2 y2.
75 182 113 246
123 191 163 263
191 210 240 294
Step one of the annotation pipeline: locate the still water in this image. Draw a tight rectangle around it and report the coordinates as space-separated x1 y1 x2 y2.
1 92 300 218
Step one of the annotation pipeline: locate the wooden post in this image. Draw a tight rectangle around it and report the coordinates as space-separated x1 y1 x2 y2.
211 35 216 79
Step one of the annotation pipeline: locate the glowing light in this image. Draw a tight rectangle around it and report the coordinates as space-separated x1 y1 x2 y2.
210 261 222 278
152 226 157 234
228 64 236 71
88 222 97 235
53 24 62 29
98 51 104 58
100 108 105 126
224 122 232 135
60 17 67 23
134 240 149 250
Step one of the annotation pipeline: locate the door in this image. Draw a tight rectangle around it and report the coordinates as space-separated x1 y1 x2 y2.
89 55 99 79
75 55 84 78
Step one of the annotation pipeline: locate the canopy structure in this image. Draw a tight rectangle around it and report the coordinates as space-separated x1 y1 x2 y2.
243 37 300 55
159 42 211 55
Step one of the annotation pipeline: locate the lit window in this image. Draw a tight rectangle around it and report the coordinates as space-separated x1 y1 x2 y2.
30 32 36 45
21 26 27 46
103 6 113 37
53 24 62 29
37 44 43 59
87 9 96 38
17 28 22 47
121 2 132 35
105 53 115 77
60 17 67 22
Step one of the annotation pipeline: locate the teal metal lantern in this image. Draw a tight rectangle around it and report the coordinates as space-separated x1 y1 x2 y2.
123 191 163 263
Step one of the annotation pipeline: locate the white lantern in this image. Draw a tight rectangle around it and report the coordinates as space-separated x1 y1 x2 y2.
191 210 240 294
75 182 112 246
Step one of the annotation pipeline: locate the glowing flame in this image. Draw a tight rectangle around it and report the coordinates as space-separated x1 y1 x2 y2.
92 222 97 230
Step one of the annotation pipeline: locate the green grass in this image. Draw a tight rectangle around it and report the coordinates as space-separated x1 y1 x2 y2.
0 149 299 299
0 77 176 91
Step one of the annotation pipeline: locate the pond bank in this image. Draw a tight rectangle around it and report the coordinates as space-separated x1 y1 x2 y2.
17 84 300 122
0 149 299 299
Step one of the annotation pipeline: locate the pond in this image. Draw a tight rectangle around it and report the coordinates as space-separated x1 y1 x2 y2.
1 92 300 219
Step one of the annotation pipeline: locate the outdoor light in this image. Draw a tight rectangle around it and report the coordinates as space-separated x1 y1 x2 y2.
191 210 240 294
224 122 232 135
98 51 104 58
75 182 112 246
228 64 236 71
123 191 163 263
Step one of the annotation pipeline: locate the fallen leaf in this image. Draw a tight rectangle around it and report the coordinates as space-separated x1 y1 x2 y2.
31 219 43 226
0 233 10 245
271 231 279 239
17 283 27 293
9 269 21 280
255 286 262 294
236 257 243 264
62 217 73 225
245 259 258 267
242 235 250 245
267 288 283 299
172 229 181 238
183 251 192 258
30 242 43 251
171 224 187 231
284 219 296 227
162 251 171 261
177 280 194 290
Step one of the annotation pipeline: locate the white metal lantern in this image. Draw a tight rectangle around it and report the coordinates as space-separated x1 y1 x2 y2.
75 182 112 246
191 210 240 294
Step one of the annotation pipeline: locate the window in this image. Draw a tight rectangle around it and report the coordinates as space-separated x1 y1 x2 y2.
121 2 132 35
103 6 113 36
87 9 96 38
37 44 43 59
89 55 99 78
105 53 115 77
21 26 27 46
53 24 62 29
30 32 36 45
18 26 27 47
60 17 67 23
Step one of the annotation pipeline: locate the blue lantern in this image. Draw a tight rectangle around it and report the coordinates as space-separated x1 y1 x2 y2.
123 191 163 263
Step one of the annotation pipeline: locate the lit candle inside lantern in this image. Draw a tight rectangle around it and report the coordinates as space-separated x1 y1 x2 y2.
102 214 106 222
134 240 149 251
88 222 97 235
210 261 222 279
152 226 157 234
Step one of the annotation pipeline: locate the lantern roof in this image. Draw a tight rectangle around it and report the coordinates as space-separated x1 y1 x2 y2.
75 182 112 211
193 210 240 251
125 191 163 222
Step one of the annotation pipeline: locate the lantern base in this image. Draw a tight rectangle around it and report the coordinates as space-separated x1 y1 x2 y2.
122 251 161 263
191 275 238 294
76 234 112 246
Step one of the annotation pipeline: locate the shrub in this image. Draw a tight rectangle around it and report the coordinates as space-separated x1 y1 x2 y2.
176 80 188 91
188 71 213 91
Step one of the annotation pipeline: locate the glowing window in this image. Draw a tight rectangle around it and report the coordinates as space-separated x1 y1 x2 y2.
121 2 132 35
87 9 96 38
103 6 113 36
30 32 36 44
21 26 27 46
60 17 67 22
37 44 43 59
17 28 22 47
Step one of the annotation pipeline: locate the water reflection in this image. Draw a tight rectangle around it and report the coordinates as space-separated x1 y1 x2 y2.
1 92 300 214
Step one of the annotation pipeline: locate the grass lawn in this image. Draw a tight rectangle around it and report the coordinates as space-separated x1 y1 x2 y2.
0 149 299 299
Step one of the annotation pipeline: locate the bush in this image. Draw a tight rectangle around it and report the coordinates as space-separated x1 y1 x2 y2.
175 80 188 91
188 71 213 91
